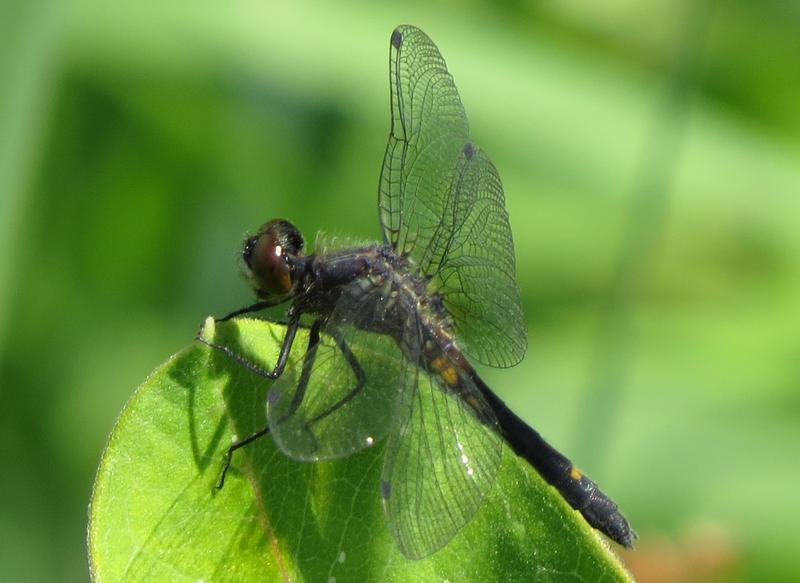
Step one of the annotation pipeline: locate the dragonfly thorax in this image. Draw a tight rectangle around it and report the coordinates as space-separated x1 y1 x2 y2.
296 243 452 343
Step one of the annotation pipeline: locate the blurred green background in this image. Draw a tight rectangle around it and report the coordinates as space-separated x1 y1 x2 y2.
1 1 798 581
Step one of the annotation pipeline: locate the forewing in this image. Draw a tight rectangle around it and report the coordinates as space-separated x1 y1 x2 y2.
379 25 526 368
380 320 503 559
379 24 470 256
267 284 409 461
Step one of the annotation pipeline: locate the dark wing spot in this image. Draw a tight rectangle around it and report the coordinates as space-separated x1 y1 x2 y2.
267 387 282 405
463 142 475 160
391 28 403 49
381 479 392 499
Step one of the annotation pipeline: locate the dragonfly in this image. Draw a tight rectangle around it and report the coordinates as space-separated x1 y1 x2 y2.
200 24 635 559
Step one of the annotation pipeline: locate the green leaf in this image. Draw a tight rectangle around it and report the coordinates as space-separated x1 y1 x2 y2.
89 318 633 582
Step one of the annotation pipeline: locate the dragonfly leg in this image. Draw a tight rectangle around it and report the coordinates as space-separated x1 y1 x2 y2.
215 297 287 322
197 307 301 380
215 425 271 489
199 308 302 489
272 324 366 454
280 317 323 421
269 323 368 454
305 329 366 428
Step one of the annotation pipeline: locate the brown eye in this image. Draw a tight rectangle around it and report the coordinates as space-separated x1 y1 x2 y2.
243 219 304 297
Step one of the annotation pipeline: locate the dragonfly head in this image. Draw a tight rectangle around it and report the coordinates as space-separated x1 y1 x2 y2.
242 219 305 299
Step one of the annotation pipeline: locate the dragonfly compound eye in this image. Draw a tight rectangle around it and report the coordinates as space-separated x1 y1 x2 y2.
244 219 304 297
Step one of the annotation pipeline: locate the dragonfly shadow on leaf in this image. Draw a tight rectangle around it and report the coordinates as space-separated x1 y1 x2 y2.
166 341 228 476
191 319 396 579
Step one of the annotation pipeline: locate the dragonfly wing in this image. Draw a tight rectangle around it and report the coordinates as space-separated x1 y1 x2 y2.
434 145 526 368
379 25 470 256
267 283 410 461
380 318 503 559
379 25 526 368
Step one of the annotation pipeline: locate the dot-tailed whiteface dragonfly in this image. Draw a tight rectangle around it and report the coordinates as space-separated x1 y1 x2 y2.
200 24 635 559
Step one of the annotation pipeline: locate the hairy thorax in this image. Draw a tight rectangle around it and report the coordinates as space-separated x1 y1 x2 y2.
301 243 461 367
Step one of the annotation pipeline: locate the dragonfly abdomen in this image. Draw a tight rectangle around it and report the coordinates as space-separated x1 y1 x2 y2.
472 373 637 548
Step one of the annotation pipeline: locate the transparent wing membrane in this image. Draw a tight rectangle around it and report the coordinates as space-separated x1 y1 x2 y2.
380 26 470 256
381 321 503 558
267 285 409 461
379 25 526 368
434 146 526 367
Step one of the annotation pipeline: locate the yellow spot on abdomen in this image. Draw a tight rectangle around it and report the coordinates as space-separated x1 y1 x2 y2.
570 466 583 481
430 357 448 372
440 367 459 386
